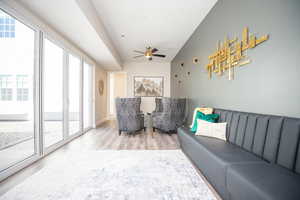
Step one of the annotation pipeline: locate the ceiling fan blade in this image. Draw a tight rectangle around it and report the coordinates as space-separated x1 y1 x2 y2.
153 54 166 58
151 48 158 53
133 50 144 54
133 55 144 58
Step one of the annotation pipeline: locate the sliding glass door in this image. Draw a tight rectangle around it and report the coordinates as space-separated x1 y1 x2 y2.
0 9 36 172
68 54 81 135
43 38 64 148
0 6 95 181
83 62 93 130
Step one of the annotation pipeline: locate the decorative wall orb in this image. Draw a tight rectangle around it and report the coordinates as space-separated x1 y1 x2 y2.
193 57 199 64
178 80 182 84
187 72 191 76
174 74 178 78
180 63 184 68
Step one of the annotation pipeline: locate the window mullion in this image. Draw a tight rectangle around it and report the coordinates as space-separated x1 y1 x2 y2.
63 51 69 139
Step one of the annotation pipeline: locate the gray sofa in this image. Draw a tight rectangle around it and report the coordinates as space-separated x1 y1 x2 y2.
178 108 300 200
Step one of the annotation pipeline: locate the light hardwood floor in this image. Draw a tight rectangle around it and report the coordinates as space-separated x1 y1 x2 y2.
65 120 180 150
0 120 180 195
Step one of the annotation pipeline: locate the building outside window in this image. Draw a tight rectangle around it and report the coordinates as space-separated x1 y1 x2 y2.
16 75 29 101
0 75 30 101
0 75 13 101
0 12 15 38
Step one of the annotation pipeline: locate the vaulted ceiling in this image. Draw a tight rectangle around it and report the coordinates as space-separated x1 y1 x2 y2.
91 0 217 62
14 0 217 69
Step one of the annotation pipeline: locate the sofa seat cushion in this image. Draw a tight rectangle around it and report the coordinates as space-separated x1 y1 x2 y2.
194 135 262 163
178 127 264 200
227 162 300 200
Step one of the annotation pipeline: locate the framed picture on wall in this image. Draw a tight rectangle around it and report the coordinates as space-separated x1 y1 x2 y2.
134 76 164 97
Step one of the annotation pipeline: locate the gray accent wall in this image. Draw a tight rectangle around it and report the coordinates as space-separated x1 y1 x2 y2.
171 0 300 122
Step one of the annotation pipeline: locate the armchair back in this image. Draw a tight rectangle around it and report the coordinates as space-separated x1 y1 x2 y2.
115 97 144 133
152 97 186 132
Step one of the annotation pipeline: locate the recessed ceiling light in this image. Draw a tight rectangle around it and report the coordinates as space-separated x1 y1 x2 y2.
121 34 125 38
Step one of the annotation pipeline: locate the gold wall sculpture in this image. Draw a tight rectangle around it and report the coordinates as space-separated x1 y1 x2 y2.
205 27 269 80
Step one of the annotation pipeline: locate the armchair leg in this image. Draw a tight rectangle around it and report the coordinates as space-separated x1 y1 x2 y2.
119 130 121 136
153 127 156 132
144 127 146 132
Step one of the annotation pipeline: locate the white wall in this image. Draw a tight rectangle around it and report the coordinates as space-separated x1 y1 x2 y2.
122 62 171 113
95 65 108 126
107 72 127 116
113 73 127 99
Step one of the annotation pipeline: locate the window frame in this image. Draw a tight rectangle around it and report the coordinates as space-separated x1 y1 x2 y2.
42 35 65 150
83 60 94 132
0 4 95 182
0 6 41 181
66 52 83 136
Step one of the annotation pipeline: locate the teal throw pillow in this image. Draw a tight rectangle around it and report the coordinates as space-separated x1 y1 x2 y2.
190 111 219 133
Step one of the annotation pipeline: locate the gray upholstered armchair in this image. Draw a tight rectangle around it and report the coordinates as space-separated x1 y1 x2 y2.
115 97 145 135
152 97 186 133
152 98 163 115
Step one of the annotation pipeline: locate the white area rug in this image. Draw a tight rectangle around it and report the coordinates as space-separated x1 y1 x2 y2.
0 150 216 200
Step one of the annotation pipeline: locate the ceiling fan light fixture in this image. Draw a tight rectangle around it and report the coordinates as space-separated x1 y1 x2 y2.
133 47 166 61
145 51 152 58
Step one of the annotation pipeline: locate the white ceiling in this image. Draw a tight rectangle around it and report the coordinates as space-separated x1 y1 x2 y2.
17 0 122 70
91 0 217 62
14 0 217 67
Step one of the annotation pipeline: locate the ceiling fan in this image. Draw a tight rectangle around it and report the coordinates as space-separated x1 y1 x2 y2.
133 47 166 61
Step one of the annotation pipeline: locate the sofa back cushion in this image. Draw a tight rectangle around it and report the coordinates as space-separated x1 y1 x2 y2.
242 115 257 151
263 117 283 163
228 113 240 143
252 116 269 157
276 118 300 170
214 109 300 174
235 114 248 147
296 147 300 174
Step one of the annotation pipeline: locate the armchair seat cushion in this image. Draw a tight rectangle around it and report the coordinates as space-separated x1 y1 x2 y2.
227 162 300 200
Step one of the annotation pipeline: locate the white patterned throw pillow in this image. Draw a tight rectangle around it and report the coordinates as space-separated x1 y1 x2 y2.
195 119 227 141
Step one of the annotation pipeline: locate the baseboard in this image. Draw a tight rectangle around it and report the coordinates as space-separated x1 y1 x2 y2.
106 115 116 120
96 117 109 127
